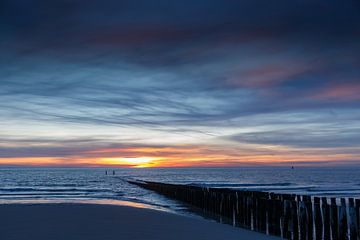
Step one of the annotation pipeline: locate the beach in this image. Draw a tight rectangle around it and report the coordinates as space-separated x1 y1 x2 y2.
0 203 279 240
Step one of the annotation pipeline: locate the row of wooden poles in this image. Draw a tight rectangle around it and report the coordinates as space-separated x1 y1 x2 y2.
129 180 360 240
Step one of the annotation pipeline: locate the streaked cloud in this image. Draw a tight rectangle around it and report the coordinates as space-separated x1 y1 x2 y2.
0 0 359 167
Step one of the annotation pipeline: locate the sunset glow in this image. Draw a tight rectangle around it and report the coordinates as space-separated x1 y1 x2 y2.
1 144 359 168
0 0 359 168
99 157 160 168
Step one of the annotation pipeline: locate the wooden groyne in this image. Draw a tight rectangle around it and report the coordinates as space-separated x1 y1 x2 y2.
128 180 360 240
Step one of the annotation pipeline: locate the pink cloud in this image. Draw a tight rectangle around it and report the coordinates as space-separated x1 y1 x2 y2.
313 81 360 101
226 63 309 88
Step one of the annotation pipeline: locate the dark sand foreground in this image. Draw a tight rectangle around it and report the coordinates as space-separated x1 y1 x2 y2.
0 203 280 240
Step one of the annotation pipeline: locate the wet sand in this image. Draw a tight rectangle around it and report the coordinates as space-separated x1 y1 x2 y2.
0 203 280 240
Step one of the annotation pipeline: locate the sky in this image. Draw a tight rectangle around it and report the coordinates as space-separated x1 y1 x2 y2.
0 0 359 167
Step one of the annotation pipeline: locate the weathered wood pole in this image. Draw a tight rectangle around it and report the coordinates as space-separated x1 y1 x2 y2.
238 192 244 226
253 192 258 231
243 193 248 228
348 198 358 240
291 200 299 240
254 193 260 231
235 192 239 227
299 200 307 240
283 199 292 239
304 196 314 240
268 193 281 237
356 199 360 240
338 198 348 240
250 193 255 229
267 197 275 235
220 193 224 223
273 199 282 237
259 197 267 233
223 192 229 224
322 197 331 240
248 193 253 229
314 197 323 240
231 193 237 226
331 198 339 240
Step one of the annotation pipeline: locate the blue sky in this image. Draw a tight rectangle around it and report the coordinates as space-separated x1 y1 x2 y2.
0 0 359 167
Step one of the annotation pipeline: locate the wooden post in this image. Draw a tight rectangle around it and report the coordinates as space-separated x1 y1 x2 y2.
235 192 239 227
244 194 248 227
268 197 275 235
283 200 292 239
228 192 232 224
220 193 224 223
274 199 282 237
254 192 258 231
259 197 267 233
248 194 253 230
322 197 331 240
299 200 307 240
231 193 237 227
239 192 245 226
255 192 261 232
314 197 323 240
355 199 360 240
338 198 348 240
223 192 229 224
229 193 235 226
242 192 247 227
348 198 358 240
280 199 285 238
291 200 299 240
304 196 314 240
331 198 339 240
267 193 281 237
247 194 252 229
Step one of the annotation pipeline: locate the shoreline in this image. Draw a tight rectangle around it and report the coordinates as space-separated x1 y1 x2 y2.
0 202 279 240
0 198 169 211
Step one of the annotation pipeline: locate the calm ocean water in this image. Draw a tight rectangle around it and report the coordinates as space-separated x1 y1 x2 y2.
0 167 360 212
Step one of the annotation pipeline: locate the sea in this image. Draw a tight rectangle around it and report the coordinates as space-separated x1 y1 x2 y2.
0 167 359 213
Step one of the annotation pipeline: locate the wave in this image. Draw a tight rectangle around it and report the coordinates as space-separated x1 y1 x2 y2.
0 192 85 196
0 187 108 193
306 188 360 192
189 182 293 188
34 183 86 187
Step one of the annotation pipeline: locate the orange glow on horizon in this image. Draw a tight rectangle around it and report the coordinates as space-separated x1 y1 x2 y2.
99 157 161 168
0 145 359 167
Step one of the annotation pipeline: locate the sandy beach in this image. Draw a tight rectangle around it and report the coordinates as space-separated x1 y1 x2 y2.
0 203 279 240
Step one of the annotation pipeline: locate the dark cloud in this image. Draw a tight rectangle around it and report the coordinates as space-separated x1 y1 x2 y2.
227 128 360 148
2 0 359 57
0 0 359 165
